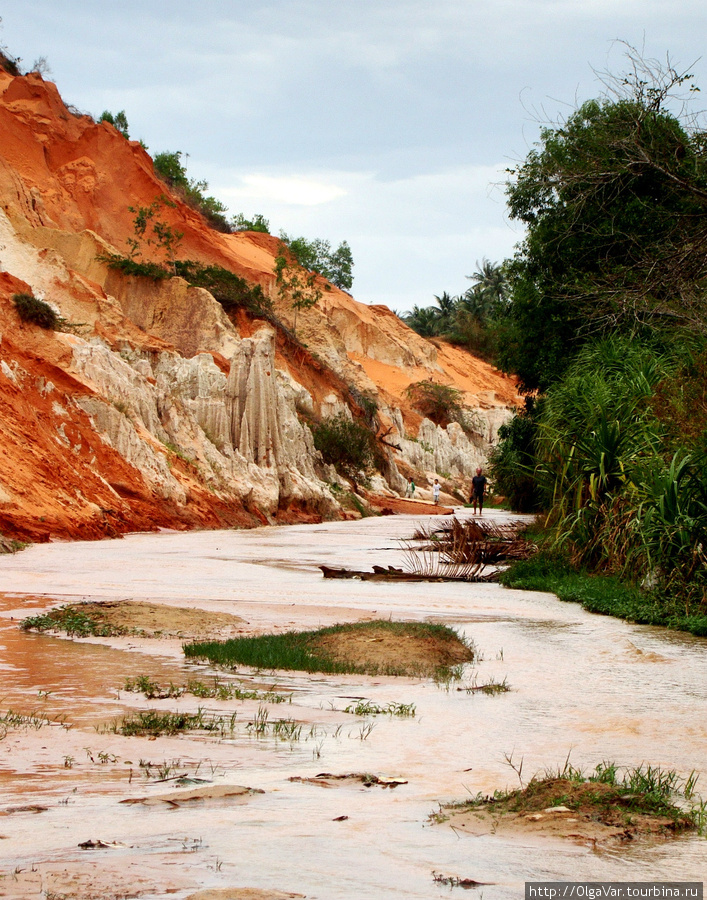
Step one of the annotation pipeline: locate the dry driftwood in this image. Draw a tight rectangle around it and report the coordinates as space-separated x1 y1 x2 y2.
319 564 498 583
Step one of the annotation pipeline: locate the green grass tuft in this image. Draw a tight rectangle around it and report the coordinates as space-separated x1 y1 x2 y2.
184 619 470 677
438 761 706 835
21 606 123 638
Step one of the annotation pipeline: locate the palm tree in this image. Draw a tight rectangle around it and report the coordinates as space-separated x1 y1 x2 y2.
402 305 441 337
432 291 457 333
463 259 508 322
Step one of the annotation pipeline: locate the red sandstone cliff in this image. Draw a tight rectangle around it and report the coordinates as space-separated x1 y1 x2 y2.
0 68 520 542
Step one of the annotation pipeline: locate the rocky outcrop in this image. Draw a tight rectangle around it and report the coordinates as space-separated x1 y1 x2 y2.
0 67 521 541
69 327 337 519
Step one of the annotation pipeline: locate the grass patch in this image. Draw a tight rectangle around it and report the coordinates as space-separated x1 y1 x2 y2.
184 619 473 677
343 700 416 717
109 708 237 737
123 675 289 704
21 606 125 638
440 761 706 836
500 551 707 637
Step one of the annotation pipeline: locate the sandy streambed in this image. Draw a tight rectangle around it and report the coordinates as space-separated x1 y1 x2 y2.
0 511 706 899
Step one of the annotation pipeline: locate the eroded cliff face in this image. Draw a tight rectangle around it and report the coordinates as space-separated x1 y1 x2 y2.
0 67 520 541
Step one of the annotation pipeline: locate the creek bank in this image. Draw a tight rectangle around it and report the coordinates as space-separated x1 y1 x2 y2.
500 551 707 637
438 771 704 845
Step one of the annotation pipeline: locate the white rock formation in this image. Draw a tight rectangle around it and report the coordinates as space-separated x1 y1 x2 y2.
67 327 337 518
380 404 514 493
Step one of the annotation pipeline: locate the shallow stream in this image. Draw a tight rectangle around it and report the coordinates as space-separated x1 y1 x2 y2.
0 511 705 898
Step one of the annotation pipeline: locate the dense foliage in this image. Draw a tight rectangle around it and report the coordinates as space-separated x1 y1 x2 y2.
312 414 377 483
279 233 354 290
491 53 707 623
487 401 540 512
500 62 707 392
13 293 58 329
536 336 706 602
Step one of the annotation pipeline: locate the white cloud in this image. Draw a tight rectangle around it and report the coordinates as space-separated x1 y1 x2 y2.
3 0 707 310
208 162 522 307
221 174 348 207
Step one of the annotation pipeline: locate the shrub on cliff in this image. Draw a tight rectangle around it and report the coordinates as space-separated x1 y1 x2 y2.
13 293 58 329
174 260 271 318
99 110 129 139
404 380 464 428
153 150 230 233
312 414 376 483
232 213 270 234
279 233 354 290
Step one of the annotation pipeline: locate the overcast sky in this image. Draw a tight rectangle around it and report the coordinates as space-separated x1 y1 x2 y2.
3 2 707 309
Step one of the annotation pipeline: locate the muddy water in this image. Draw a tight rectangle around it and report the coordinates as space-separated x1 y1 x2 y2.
0 511 705 899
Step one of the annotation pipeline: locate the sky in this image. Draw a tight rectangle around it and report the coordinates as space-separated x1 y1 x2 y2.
3 1 707 310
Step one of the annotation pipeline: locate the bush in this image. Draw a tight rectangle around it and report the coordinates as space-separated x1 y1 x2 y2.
153 150 231 233
97 253 170 280
404 380 464 427
279 233 354 290
13 293 58 329
174 260 271 318
0 49 20 76
232 213 270 233
312 414 376 483
99 110 129 138
488 402 541 512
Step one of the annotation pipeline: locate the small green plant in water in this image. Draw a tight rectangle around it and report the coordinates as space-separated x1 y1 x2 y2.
110 708 237 737
343 700 416 717
21 606 122 638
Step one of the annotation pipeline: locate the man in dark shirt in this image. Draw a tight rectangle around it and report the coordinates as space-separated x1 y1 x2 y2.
470 467 487 516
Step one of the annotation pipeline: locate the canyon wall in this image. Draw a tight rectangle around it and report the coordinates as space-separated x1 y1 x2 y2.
0 67 520 541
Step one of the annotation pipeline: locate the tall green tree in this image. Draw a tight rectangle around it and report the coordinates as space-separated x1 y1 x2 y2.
500 54 707 392
462 258 508 320
432 291 456 332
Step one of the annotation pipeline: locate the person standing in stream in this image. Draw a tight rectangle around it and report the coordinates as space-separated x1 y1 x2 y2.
470 468 487 516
